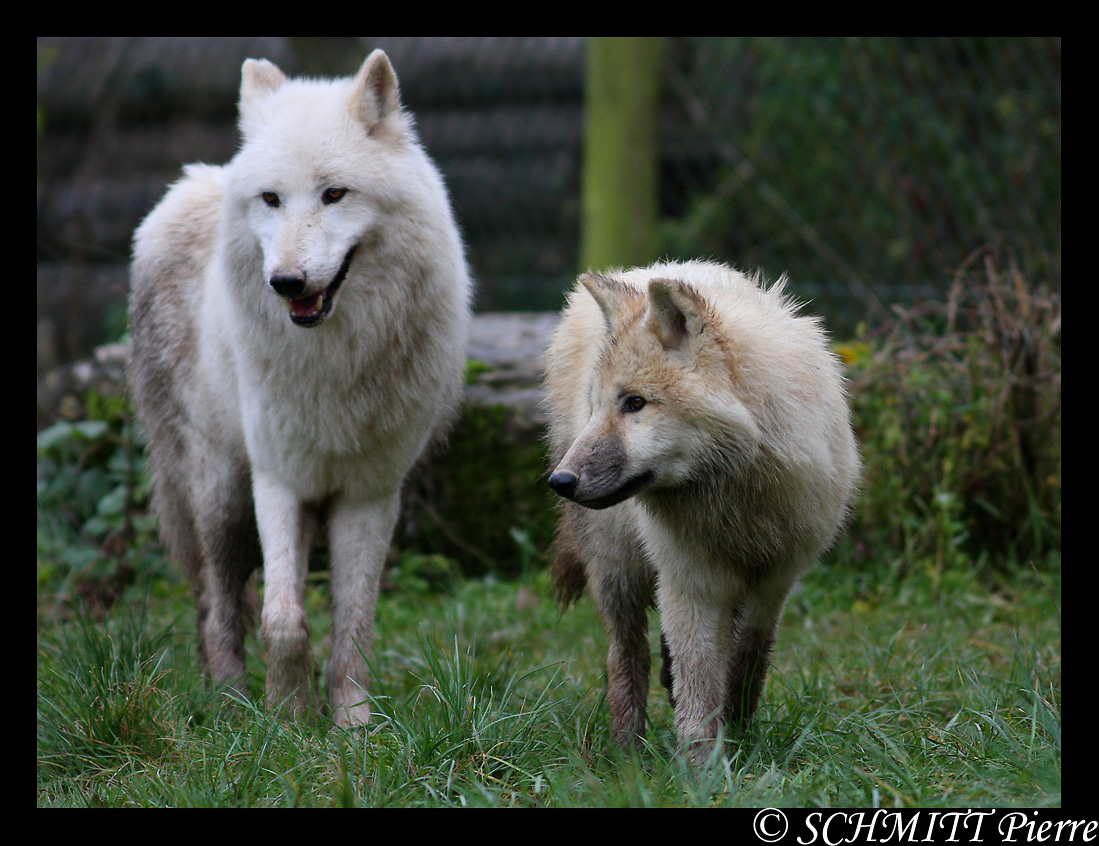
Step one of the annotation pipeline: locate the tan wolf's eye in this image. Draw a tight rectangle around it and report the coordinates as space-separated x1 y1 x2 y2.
623 395 647 413
261 191 280 207
322 187 348 204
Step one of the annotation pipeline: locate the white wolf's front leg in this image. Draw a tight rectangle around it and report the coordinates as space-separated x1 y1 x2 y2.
253 469 318 717
326 492 401 727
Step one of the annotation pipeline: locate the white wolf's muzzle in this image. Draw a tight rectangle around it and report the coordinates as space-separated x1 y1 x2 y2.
270 245 358 327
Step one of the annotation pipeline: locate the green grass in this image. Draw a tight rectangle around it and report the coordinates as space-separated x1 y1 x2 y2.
36 552 1060 808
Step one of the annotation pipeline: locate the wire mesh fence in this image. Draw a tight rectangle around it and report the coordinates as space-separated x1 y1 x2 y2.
37 36 1060 360
658 37 1060 331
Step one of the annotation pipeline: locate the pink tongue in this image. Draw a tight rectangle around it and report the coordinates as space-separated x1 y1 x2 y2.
290 294 321 317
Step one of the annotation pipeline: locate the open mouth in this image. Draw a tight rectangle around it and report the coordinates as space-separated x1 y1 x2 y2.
285 246 357 328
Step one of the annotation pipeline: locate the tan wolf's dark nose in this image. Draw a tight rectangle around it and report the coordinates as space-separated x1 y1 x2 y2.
548 470 579 499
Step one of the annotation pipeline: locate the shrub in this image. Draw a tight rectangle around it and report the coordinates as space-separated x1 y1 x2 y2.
36 392 161 617
844 251 1060 568
398 401 557 579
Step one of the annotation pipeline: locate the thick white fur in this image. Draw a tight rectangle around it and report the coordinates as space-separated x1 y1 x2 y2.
128 51 472 725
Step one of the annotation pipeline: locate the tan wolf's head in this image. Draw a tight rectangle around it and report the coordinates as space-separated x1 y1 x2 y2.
547 271 764 509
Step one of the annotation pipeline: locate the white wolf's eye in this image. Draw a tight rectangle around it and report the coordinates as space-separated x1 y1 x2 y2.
261 191 280 208
322 187 348 205
623 395 647 413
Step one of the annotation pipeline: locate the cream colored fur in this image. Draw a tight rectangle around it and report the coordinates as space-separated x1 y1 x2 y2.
544 260 858 762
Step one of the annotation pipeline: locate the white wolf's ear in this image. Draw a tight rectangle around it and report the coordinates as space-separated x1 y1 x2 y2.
240 59 287 107
238 59 287 136
351 49 404 138
579 272 640 334
646 278 709 357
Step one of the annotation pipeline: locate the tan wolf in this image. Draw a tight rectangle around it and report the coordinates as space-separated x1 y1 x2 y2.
127 50 472 725
544 260 858 761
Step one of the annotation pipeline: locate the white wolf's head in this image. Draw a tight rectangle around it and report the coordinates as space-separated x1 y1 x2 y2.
223 50 426 328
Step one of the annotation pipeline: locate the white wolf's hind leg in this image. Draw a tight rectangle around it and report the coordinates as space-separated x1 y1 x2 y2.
189 461 262 695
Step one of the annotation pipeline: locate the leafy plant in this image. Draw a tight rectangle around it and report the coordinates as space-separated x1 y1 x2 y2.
845 250 1060 568
399 401 558 577
36 391 158 616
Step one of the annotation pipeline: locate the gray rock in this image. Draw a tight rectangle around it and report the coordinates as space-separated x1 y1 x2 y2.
37 312 560 441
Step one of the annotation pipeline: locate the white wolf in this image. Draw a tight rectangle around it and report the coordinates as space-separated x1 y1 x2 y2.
127 50 472 726
544 260 858 761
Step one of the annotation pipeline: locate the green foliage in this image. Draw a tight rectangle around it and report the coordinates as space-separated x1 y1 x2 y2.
37 393 136 531
399 401 557 578
37 392 161 615
845 252 1060 568
387 552 462 596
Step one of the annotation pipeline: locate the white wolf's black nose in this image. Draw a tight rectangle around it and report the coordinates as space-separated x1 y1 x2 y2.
270 272 306 298
548 470 579 499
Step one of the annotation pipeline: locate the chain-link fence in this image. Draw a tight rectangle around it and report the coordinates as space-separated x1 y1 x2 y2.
37 36 1060 364
658 37 1060 332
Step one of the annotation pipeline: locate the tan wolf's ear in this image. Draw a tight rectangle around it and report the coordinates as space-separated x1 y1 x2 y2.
351 49 403 137
646 278 709 356
579 272 641 334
